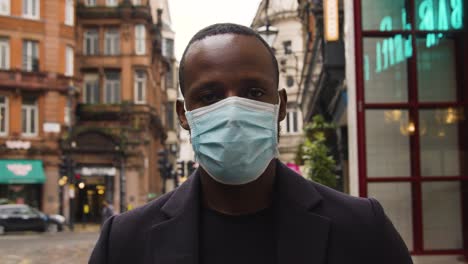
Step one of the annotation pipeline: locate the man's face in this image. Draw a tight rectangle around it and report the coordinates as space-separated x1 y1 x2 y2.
177 34 287 130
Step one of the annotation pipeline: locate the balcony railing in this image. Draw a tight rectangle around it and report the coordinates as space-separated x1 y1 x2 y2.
0 69 78 92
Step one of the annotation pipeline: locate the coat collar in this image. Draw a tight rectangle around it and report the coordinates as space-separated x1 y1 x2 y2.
149 160 331 264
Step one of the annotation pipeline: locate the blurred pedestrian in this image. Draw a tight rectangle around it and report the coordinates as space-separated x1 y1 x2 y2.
101 200 114 226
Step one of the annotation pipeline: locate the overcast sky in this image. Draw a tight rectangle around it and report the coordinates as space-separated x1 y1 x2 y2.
169 0 262 61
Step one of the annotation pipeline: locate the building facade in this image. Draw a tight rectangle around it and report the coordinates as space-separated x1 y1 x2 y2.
251 0 305 164
69 0 167 222
0 0 78 214
299 0 467 262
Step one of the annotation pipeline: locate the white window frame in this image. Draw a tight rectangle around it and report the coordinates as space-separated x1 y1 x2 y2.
65 46 74 77
83 74 100 104
106 0 118 7
104 28 120 55
0 38 10 70
21 98 38 137
22 0 40 20
284 110 302 134
85 0 96 7
0 96 8 136
135 24 146 55
84 29 99 55
65 0 74 26
22 40 39 72
134 70 146 104
0 0 10 15
104 72 120 104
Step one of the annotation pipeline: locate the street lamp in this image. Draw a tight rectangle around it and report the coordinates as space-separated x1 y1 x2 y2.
257 0 278 47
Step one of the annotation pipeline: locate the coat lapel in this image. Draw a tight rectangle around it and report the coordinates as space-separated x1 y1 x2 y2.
275 161 331 264
148 172 201 264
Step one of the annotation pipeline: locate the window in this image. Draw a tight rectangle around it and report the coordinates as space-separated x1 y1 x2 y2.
22 40 39 72
106 0 118 7
104 28 120 55
134 70 146 104
286 75 294 88
65 46 74 76
22 0 39 19
166 102 175 130
85 0 96 6
0 38 9 70
0 0 10 15
65 0 74 26
104 71 120 104
83 74 99 104
135 24 146 55
0 96 7 136
162 38 174 58
84 29 99 55
285 110 300 134
357 0 468 254
132 0 141 5
165 65 173 89
21 97 38 137
283 40 292 55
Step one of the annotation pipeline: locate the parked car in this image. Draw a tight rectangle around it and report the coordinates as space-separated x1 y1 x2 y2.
0 204 65 235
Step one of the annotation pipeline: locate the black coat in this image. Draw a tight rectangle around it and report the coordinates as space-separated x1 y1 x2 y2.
89 161 413 264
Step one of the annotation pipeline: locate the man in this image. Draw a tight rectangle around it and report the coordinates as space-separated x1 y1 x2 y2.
101 200 114 226
89 23 412 264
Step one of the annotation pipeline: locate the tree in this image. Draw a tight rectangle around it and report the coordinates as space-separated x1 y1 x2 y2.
300 115 337 188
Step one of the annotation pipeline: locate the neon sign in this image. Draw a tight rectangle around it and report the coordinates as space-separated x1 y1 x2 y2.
364 0 464 82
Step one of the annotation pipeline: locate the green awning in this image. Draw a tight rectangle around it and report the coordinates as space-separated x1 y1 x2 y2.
0 160 46 184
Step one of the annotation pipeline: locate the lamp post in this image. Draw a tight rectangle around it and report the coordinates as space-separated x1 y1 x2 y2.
257 0 278 47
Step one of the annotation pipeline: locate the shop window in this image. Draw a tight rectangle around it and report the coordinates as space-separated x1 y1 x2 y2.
83 74 99 104
0 38 9 70
0 0 10 15
22 40 39 72
65 0 74 26
0 96 8 136
22 0 39 19
358 0 467 254
84 28 99 55
21 97 38 137
65 46 74 77
135 24 146 55
134 70 146 104
104 28 120 56
106 0 118 7
104 71 120 104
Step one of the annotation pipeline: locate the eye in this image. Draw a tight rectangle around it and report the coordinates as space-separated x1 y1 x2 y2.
200 93 221 104
248 88 265 98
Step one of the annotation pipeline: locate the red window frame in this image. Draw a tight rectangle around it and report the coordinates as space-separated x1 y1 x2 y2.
353 0 468 256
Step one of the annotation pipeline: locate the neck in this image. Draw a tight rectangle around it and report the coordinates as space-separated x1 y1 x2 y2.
200 159 277 216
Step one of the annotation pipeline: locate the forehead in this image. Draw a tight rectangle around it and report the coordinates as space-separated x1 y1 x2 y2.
183 34 276 90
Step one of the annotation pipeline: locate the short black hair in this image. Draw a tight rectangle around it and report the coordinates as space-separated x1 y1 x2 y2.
178 23 279 96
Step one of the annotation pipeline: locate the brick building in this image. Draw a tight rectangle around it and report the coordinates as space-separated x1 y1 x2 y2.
70 0 167 222
0 0 78 214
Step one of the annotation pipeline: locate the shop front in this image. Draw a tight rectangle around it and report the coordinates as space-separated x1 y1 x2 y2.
0 160 46 209
351 0 467 259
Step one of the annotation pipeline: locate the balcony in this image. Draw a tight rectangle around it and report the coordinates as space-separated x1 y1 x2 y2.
76 3 152 21
0 69 76 92
76 103 157 121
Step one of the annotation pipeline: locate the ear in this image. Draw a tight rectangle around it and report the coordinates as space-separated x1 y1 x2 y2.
278 89 287 121
176 99 190 130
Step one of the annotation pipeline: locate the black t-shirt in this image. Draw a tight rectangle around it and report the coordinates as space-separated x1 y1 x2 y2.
199 206 276 264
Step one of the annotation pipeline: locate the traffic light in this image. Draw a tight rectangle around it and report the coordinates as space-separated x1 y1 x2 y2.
158 150 169 179
176 161 185 177
187 161 196 176
59 156 68 178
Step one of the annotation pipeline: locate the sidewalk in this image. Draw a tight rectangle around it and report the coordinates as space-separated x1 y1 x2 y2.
65 223 101 233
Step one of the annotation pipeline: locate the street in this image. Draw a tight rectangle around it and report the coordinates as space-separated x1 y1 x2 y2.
0 226 99 264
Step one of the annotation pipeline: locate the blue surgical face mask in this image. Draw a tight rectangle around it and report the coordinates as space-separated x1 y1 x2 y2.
185 96 280 185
